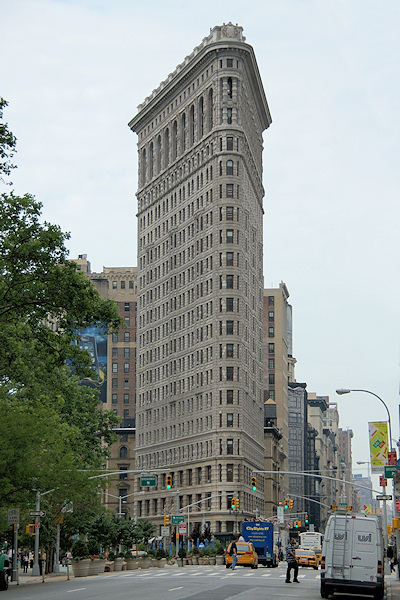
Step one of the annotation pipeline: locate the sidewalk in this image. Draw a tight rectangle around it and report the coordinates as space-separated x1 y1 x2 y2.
387 572 400 600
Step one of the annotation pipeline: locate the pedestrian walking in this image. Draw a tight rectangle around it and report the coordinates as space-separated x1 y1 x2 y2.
285 538 299 583
22 554 29 573
230 538 238 570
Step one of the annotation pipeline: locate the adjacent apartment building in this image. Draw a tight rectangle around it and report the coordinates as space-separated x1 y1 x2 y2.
128 23 272 535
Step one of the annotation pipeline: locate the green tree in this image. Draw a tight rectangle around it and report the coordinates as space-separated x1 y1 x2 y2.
0 100 122 508
0 98 16 182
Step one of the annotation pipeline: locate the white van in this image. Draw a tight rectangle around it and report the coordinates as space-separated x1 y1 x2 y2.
320 512 384 600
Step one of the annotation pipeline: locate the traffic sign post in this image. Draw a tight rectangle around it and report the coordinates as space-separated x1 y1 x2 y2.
140 476 157 487
171 515 185 524
29 510 46 518
7 508 20 525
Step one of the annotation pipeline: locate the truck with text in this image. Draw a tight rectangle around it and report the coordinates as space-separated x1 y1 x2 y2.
241 521 278 567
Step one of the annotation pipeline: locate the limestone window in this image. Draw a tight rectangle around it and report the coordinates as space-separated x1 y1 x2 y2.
198 97 204 138
189 105 195 146
227 390 233 404
226 160 234 175
208 88 213 130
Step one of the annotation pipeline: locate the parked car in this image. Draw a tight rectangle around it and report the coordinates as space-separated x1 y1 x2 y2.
295 548 319 569
225 542 258 569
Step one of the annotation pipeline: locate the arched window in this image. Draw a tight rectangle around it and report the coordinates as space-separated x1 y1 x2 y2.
141 148 146 186
120 446 128 459
208 88 213 131
189 105 195 146
156 135 161 173
226 160 234 175
181 113 186 153
172 120 177 160
198 97 204 139
164 128 169 167
149 142 154 178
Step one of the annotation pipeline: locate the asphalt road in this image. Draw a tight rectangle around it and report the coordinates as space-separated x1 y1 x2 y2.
8 562 396 600
6 563 329 600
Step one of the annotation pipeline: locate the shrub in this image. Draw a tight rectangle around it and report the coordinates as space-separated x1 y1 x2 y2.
71 540 89 560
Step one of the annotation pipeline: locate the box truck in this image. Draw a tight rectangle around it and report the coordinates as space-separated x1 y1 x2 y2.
320 512 384 599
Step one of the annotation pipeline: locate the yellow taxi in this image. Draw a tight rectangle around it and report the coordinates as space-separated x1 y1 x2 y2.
225 541 258 569
295 548 319 570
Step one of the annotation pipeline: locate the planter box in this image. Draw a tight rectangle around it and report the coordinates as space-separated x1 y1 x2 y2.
125 559 139 570
209 557 216 565
192 556 199 565
136 557 152 569
114 558 125 571
88 558 101 575
71 559 90 577
216 556 225 566
154 558 166 568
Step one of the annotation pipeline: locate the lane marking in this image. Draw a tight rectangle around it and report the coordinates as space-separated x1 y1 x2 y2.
169 587 183 591
67 588 87 593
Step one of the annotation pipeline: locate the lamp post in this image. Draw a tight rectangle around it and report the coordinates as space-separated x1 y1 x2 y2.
336 388 393 451
336 388 393 574
104 491 137 518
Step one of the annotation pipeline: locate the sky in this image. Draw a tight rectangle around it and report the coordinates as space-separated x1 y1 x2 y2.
2 0 400 482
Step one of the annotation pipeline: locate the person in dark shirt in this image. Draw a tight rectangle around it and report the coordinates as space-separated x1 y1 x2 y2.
285 538 299 583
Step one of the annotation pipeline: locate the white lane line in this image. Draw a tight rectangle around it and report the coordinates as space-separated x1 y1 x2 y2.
169 587 183 591
67 589 87 593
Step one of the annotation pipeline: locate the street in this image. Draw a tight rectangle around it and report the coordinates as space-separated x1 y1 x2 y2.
6 562 345 600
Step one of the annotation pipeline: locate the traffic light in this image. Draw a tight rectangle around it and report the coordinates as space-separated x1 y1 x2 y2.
289 499 294 509
234 498 239 509
25 524 35 535
231 497 236 509
305 514 309 524
251 476 257 491
284 498 289 509
163 515 170 526
166 474 172 489
294 520 300 528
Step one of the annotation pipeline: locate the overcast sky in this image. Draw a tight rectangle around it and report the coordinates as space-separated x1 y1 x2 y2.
3 0 400 480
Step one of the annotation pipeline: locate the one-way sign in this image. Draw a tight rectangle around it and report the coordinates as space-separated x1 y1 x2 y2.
29 510 46 518
376 495 392 501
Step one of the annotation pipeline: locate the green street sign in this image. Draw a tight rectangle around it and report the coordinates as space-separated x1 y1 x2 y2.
385 466 397 478
171 515 185 524
140 476 157 487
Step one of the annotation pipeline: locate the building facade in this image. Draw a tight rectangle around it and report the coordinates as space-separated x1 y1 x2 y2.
128 24 272 535
75 254 138 518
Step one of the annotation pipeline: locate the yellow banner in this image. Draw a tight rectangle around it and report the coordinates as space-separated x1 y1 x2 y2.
368 421 388 473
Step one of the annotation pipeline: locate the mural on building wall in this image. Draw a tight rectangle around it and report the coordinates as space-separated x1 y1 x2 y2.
77 325 108 404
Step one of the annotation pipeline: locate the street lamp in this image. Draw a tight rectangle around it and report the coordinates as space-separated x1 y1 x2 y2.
336 388 392 573
104 491 137 518
336 388 393 451
356 461 372 480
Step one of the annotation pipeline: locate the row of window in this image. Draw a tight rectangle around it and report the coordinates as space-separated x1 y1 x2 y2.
136 437 241 469
112 363 131 374
111 281 135 290
112 393 130 404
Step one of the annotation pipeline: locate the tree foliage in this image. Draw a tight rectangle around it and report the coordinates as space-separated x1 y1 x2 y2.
0 100 122 508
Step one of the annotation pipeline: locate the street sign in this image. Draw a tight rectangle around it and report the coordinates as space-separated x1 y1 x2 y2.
29 510 46 518
388 451 397 465
396 498 400 513
171 515 185 524
161 526 170 536
380 476 388 487
376 494 392 501
286 521 292 528
7 508 20 525
277 506 284 524
140 476 157 487
385 466 397 478
179 522 187 535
